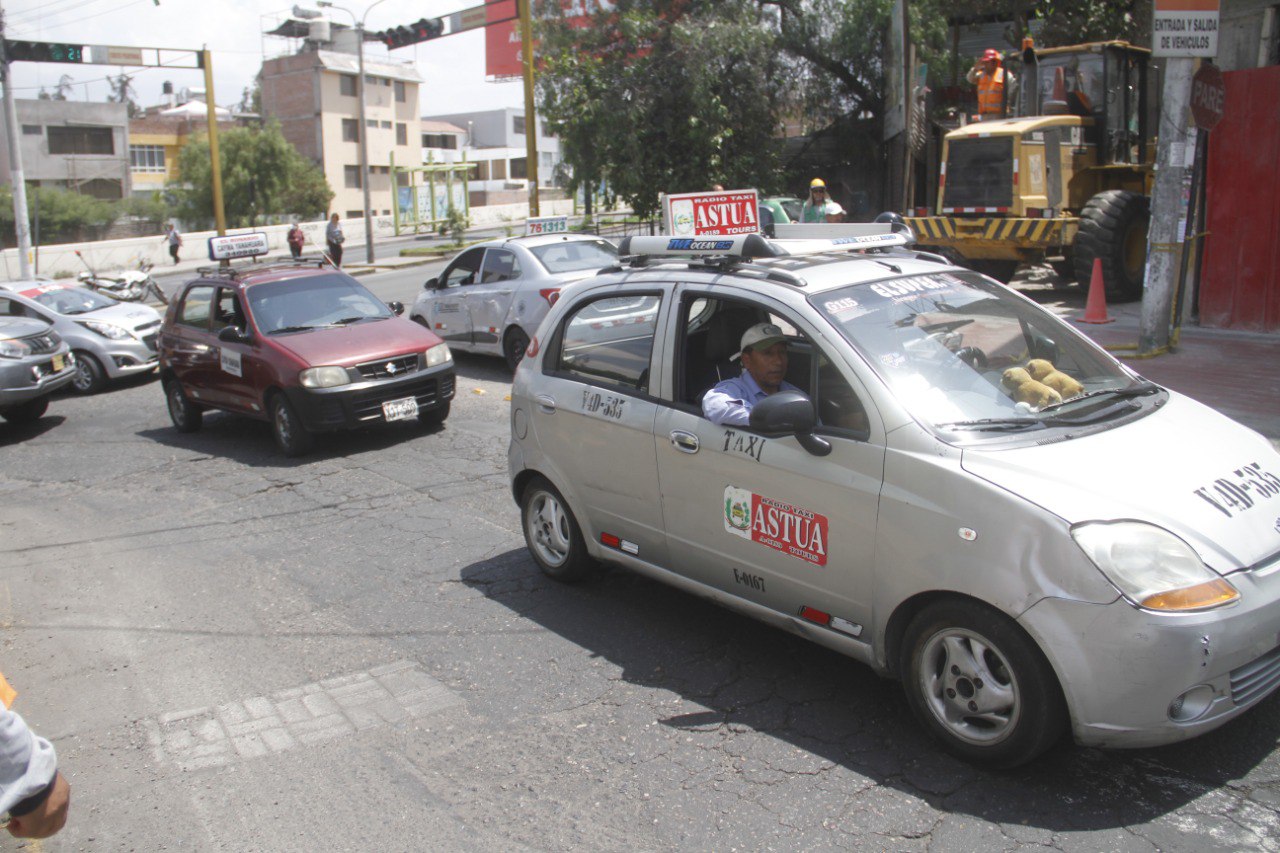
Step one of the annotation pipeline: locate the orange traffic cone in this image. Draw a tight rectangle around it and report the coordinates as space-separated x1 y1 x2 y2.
1078 257 1114 324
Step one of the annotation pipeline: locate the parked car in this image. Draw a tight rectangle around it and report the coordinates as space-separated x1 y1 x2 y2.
411 233 618 370
0 316 76 423
0 281 161 394
508 227 1280 767
759 196 803 225
158 261 454 456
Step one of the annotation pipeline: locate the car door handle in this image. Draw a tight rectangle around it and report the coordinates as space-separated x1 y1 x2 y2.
670 430 700 454
492 289 512 297
536 394 556 413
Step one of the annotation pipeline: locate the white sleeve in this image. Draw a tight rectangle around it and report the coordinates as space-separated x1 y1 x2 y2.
0 708 57 815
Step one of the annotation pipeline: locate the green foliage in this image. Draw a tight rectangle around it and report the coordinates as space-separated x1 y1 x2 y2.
1035 0 1151 47
172 120 332 229
0 184 117 245
537 0 787 220
443 206 470 245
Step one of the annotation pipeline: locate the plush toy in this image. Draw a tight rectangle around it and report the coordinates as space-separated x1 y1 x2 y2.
1026 358 1084 399
1002 367 1063 408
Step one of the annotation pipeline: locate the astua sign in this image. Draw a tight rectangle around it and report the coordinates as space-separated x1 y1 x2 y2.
663 189 760 237
526 215 569 235
1153 0 1219 57
724 486 829 566
208 232 270 261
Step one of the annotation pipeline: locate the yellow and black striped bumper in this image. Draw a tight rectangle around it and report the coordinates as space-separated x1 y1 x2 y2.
906 216 1074 249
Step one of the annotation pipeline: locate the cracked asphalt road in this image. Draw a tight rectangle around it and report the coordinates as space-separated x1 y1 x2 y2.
1 318 1278 850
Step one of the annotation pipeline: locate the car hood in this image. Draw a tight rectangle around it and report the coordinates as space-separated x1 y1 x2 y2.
87 302 162 331
268 318 440 366
0 316 51 339
961 392 1280 572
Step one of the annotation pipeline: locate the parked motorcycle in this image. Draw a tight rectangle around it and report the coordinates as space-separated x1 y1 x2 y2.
75 252 168 305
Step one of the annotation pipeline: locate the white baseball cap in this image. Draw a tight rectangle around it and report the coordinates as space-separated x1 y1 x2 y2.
735 323 787 359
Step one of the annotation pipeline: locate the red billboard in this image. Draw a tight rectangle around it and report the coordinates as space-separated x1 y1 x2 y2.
485 0 616 80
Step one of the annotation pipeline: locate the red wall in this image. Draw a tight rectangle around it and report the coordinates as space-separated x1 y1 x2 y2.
1201 65 1280 332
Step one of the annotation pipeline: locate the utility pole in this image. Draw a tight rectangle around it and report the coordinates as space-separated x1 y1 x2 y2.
201 48 227 237
519 0 539 217
0 3 34 279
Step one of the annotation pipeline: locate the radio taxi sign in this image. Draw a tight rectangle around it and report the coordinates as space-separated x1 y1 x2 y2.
662 189 760 237
1152 0 1219 57
208 232 270 261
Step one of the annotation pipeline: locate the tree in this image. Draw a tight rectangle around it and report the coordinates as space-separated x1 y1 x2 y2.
0 185 116 245
108 73 141 117
171 120 332 229
237 81 262 115
537 0 789 219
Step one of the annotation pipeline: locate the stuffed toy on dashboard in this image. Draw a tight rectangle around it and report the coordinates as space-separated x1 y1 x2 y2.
1001 367 1063 408
1026 358 1085 399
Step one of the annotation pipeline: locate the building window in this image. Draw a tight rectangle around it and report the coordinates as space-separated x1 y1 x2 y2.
394 81 406 102
491 159 507 180
366 119 377 128
344 165 362 188
21 125 41 136
342 118 359 142
340 75 358 96
396 123 407 145
421 133 457 150
346 210 362 218
541 120 551 137
380 120 391 129
510 157 527 179
130 145 166 172
47 125 114 155
473 161 490 181
541 152 553 169
364 74 377 85
512 114 525 135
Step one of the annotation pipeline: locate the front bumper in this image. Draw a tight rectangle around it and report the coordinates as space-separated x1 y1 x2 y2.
96 338 160 379
283 364 455 432
905 215 1077 260
0 350 78 408
1020 555 1280 748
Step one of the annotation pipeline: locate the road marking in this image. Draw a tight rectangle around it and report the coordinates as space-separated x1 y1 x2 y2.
145 661 462 771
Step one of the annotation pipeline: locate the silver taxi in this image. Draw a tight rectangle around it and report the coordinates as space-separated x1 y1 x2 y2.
411 234 617 370
508 226 1280 767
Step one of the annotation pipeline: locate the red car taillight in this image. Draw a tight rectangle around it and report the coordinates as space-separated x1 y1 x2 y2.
539 288 560 306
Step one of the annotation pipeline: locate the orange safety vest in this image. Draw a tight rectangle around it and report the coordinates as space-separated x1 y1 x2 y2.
977 67 1006 116
0 671 15 709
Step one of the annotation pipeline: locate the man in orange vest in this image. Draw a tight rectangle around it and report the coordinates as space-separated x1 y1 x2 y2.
967 49 1016 119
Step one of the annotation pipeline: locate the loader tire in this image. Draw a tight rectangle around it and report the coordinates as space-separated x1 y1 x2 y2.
1073 190 1149 302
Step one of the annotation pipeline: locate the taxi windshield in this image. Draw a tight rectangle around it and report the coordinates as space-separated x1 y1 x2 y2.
26 285 115 315
812 271 1158 435
529 239 617 274
247 274 393 334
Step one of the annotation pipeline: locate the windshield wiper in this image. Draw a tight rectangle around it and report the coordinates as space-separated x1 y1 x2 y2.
332 315 375 325
1039 381 1162 412
268 325 317 334
937 417 1042 432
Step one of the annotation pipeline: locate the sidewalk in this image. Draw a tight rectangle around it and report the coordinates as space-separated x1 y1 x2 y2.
1015 272 1280 444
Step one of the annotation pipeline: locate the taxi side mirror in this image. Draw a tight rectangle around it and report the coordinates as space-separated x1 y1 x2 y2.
424 277 439 290
387 301 404 315
217 325 250 344
750 391 832 457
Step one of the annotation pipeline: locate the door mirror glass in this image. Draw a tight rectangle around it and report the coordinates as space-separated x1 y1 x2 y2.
749 391 831 456
425 277 439 290
217 325 249 344
387 301 404 316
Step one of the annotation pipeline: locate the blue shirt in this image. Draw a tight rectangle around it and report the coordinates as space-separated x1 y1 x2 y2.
702 370 800 426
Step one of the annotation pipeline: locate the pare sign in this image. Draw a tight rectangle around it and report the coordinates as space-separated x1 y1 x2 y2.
663 189 760 237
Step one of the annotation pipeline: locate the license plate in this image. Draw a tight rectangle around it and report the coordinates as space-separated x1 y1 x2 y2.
382 396 418 422
51 354 65 372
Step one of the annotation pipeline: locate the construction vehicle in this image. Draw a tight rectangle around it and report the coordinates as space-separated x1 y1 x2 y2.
905 41 1159 300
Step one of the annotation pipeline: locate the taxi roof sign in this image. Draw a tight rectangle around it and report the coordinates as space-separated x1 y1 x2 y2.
208 232 270 261
617 224 913 261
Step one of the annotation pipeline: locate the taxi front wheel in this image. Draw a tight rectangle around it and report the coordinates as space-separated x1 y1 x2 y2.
521 477 593 582
900 599 1066 768
270 394 314 457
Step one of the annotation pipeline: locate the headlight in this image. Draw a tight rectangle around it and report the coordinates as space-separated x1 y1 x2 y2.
79 320 133 340
0 338 32 359
1072 521 1239 611
299 366 351 388
425 343 452 368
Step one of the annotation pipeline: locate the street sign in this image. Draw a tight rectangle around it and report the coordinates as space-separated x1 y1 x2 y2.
208 232 269 261
1152 0 1220 57
1191 63 1226 130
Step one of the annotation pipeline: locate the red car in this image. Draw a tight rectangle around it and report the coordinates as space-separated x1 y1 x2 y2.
158 261 454 456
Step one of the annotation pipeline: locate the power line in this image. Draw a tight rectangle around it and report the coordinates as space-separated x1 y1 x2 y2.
6 0 121 28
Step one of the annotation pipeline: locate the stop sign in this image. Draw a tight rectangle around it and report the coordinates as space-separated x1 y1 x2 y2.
1191 63 1226 130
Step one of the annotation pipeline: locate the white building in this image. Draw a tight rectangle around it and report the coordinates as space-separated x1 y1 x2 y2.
422 107 565 206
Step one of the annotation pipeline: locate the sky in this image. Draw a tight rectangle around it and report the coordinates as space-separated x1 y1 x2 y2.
2 0 524 116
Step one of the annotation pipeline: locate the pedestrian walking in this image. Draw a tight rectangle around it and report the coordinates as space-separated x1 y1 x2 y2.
287 222 305 260
325 214 344 268
1 673 71 840
162 223 183 265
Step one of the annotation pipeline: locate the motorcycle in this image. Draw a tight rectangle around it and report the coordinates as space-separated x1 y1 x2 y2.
75 252 168 304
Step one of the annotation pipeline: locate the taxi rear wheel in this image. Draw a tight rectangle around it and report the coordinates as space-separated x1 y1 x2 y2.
269 394 314 457
521 477 593 582
504 327 530 372
900 599 1066 768
164 378 203 433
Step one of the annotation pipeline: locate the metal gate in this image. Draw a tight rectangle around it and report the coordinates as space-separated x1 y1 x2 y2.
1200 65 1280 332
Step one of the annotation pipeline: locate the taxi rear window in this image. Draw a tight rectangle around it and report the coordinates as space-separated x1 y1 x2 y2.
549 293 661 392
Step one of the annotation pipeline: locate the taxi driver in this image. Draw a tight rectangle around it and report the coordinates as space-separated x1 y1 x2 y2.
702 323 800 426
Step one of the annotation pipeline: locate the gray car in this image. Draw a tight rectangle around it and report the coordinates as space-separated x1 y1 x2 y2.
508 228 1280 768
411 234 618 370
0 315 75 423
0 281 162 394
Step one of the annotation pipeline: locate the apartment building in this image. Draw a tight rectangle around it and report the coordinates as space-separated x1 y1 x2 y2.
422 107 564 206
260 17 423 218
0 100 130 199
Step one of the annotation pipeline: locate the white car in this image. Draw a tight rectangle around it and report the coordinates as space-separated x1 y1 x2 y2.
509 226 1280 767
411 234 618 370
0 281 161 394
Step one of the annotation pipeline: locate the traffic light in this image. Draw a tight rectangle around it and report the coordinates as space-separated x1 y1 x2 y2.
4 39 85 64
376 18 444 50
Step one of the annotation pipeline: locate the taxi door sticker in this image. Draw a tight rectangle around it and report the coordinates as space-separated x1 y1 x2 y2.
220 348 243 377
724 485 828 566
